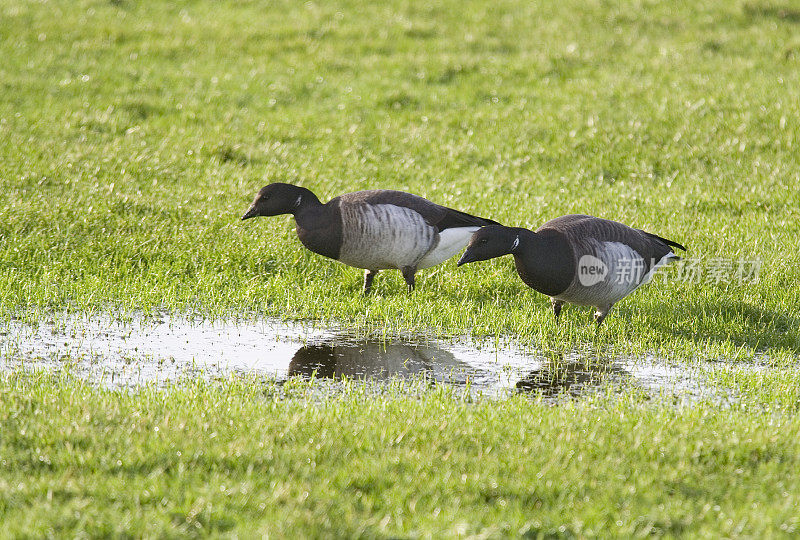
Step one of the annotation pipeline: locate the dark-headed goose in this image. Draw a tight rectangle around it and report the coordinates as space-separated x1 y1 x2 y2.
242 183 500 294
457 215 685 326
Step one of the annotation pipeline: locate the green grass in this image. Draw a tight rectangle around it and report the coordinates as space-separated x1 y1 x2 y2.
1 372 799 538
2 0 800 536
1 0 799 357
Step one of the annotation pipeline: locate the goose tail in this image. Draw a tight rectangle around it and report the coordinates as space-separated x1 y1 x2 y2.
643 231 686 252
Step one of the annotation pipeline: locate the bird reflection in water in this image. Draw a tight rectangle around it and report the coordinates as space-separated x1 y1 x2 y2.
516 353 630 399
288 341 474 385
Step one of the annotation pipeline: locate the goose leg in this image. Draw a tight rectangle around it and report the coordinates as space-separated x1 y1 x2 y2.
594 305 612 328
401 266 416 292
363 270 378 296
551 299 565 323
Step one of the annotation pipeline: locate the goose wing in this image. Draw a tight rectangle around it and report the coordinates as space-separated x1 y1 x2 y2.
538 214 683 272
338 190 500 232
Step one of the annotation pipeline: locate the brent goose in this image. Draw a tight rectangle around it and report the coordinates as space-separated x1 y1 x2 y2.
457 215 686 326
242 183 500 294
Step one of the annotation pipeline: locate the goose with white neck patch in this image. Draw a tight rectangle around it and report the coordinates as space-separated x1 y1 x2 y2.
242 182 500 294
457 215 686 326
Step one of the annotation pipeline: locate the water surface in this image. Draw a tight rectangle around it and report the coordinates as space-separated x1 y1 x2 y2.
0 313 742 402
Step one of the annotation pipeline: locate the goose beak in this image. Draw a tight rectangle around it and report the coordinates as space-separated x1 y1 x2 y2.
457 250 474 267
241 205 257 220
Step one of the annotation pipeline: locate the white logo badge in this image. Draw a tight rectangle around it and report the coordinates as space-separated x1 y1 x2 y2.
577 255 608 286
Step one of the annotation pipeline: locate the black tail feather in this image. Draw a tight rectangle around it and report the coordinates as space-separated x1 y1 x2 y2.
643 231 686 252
437 207 502 231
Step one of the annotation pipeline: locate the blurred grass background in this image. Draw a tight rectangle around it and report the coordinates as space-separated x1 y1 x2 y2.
1 0 799 357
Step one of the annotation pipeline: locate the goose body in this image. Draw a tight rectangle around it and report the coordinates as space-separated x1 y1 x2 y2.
242 183 500 293
457 215 685 325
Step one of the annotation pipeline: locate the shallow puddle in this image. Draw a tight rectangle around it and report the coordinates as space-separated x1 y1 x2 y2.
0 313 739 402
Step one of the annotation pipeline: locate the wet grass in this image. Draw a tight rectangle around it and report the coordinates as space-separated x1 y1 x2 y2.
1 372 799 537
1 0 800 535
1 0 798 360
2 311 736 401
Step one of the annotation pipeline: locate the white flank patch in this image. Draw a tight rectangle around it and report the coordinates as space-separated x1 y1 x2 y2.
417 226 480 269
338 203 436 270
641 251 679 285
559 241 647 307
577 254 609 286
596 241 647 300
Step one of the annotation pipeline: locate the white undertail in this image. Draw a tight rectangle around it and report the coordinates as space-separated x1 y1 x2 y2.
417 226 481 269
641 252 679 285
